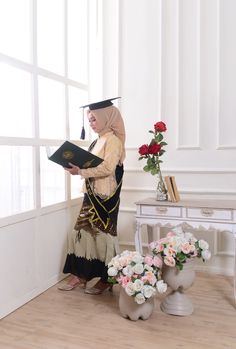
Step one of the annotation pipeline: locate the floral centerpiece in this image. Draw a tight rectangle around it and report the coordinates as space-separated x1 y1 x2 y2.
149 228 211 271
108 250 167 304
138 121 168 200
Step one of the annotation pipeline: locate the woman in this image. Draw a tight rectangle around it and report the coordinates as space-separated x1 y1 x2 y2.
58 98 125 295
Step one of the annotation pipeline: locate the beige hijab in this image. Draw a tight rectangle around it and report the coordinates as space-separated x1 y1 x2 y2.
88 105 126 163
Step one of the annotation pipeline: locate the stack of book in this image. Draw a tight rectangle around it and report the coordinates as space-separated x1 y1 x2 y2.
164 176 180 202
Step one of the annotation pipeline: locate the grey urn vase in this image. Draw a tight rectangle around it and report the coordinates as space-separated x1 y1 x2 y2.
119 287 155 321
160 260 195 316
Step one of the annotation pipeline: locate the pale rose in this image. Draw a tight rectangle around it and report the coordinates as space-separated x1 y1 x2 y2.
181 242 192 254
172 226 184 236
142 271 157 286
149 241 156 250
144 255 154 266
132 253 144 264
189 244 196 253
167 231 176 237
198 239 209 250
164 256 176 267
117 275 130 286
134 292 146 304
107 267 118 277
156 280 167 293
144 264 153 272
142 285 156 298
164 246 176 257
125 282 135 296
133 279 144 292
184 232 194 241
122 265 133 277
153 255 163 268
132 263 144 274
201 249 211 261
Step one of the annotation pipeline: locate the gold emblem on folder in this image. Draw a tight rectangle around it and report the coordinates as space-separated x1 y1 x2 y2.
83 159 95 168
62 150 74 160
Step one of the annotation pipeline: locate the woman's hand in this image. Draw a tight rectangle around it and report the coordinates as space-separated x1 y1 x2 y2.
63 163 81 175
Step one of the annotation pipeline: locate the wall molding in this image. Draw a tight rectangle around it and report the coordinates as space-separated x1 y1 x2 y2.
124 166 236 174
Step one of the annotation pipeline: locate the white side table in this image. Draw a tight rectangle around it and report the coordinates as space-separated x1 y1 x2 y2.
135 198 236 300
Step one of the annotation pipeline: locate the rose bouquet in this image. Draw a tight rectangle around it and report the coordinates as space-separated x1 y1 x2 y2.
108 250 167 304
138 121 167 176
149 228 211 271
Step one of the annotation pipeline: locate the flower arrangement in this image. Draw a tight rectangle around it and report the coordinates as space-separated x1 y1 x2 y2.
138 121 167 176
107 250 167 304
149 228 211 271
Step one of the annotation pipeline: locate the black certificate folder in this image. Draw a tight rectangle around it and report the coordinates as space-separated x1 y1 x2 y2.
47 141 103 169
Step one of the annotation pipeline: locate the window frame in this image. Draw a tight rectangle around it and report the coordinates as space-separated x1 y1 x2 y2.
0 0 103 226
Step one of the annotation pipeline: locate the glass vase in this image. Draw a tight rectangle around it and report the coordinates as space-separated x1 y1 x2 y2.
156 171 168 201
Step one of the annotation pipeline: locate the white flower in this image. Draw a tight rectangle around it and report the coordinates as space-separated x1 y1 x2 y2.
201 249 211 261
107 267 118 277
125 282 135 296
184 232 194 241
156 280 167 293
133 279 144 292
198 239 209 250
134 292 146 304
132 253 144 264
142 285 156 298
132 263 144 274
122 265 134 277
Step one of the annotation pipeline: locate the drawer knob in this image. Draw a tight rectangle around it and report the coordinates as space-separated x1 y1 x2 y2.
201 208 214 217
156 207 168 214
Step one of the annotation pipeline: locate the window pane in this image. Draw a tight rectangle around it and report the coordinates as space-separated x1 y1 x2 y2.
71 175 84 199
38 76 65 139
0 0 31 62
40 147 66 206
68 0 88 83
68 86 88 140
37 0 64 75
0 146 34 218
0 62 33 137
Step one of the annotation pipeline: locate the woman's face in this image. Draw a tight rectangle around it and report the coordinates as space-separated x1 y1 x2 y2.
88 112 99 133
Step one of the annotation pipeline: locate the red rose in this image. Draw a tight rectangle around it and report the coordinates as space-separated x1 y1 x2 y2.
154 121 167 132
148 144 161 154
139 144 149 155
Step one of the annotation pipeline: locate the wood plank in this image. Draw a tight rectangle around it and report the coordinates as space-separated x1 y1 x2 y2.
0 274 235 349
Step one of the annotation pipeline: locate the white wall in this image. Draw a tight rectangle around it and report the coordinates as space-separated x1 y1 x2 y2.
0 203 81 319
104 0 236 275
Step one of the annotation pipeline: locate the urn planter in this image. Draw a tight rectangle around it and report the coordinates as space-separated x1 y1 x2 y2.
119 287 155 321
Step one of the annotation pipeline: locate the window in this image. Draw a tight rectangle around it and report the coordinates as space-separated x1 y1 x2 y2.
0 0 102 219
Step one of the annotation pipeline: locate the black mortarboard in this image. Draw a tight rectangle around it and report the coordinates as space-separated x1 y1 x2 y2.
80 96 121 111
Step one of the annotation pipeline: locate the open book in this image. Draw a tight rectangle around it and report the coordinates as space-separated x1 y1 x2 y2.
164 176 181 202
46 141 103 169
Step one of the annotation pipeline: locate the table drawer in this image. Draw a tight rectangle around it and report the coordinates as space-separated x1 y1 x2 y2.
141 205 181 217
187 208 232 220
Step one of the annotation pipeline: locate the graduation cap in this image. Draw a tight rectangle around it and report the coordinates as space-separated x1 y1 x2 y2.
80 97 121 111
80 97 121 139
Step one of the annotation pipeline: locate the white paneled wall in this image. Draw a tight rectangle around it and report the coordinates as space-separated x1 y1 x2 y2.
102 0 236 275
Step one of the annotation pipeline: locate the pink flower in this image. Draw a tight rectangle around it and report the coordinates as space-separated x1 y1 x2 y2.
152 256 163 268
164 256 176 267
144 255 154 266
181 242 192 254
117 275 130 287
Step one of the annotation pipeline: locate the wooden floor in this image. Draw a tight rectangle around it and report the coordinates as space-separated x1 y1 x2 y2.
0 273 235 349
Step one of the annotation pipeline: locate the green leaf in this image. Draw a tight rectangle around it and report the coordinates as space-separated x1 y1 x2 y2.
143 165 150 172
151 168 158 175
